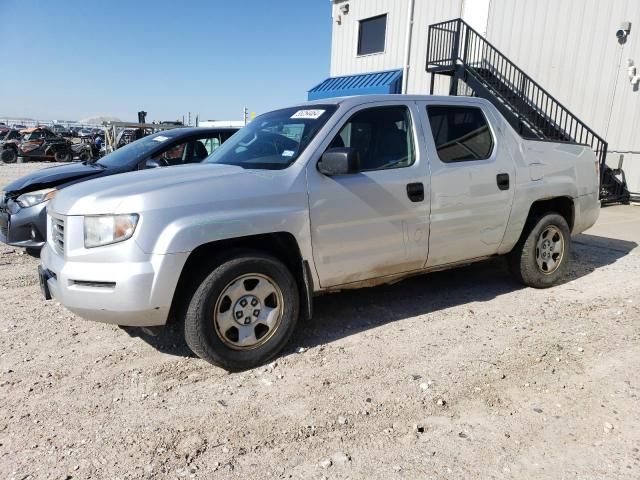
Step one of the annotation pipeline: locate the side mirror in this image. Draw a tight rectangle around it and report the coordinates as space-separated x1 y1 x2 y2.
145 158 161 169
318 147 360 176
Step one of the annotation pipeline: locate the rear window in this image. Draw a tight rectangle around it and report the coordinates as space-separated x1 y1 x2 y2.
426 106 494 162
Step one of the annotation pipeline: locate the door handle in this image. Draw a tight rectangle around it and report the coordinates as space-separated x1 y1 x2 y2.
496 173 510 191
406 182 424 202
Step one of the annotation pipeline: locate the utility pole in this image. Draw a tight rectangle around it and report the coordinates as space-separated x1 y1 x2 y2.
243 106 248 125
188 112 191 126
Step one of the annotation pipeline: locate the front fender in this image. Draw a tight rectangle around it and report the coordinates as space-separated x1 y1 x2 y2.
133 202 312 258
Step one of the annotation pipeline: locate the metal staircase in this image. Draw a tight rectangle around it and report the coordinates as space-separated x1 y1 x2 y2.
426 19 628 204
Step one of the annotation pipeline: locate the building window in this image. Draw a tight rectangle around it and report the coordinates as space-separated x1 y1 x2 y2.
357 14 387 55
426 106 494 162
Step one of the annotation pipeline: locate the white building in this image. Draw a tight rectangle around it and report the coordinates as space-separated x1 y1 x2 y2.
309 0 640 197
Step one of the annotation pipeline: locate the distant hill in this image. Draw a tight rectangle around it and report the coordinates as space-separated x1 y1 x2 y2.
79 115 123 124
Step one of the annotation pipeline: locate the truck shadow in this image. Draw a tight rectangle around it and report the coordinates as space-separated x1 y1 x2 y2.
128 233 637 362
289 233 637 353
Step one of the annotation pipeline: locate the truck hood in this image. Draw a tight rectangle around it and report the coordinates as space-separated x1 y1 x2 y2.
3 162 105 195
50 163 255 215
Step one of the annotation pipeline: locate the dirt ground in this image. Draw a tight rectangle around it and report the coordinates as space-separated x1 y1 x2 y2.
1 162 639 479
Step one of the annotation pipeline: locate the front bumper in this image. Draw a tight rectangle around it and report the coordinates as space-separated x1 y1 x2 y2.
40 215 189 326
0 200 47 249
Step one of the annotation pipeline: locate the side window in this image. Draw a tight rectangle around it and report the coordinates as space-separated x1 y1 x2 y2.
154 141 188 166
329 106 415 171
201 136 222 155
426 106 494 162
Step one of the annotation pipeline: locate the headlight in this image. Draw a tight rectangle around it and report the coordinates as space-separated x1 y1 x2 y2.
84 214 139 248
16 188 57 208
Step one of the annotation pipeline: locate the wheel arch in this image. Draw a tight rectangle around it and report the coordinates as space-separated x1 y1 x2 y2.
168 231 312 325
526 196 575 231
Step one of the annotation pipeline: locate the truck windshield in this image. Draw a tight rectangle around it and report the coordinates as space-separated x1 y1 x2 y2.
203 105 337 170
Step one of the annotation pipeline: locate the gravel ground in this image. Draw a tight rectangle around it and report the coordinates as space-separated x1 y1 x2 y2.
1 162 639 479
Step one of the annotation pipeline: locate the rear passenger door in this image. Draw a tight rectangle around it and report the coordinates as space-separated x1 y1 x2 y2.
419 101 515 267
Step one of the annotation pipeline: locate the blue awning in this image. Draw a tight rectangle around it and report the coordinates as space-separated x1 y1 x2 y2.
307 69 403 100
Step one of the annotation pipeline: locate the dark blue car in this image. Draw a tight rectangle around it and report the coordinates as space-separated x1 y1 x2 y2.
0 127 238 253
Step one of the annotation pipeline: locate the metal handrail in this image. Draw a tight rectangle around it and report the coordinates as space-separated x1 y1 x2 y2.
426 18 608 169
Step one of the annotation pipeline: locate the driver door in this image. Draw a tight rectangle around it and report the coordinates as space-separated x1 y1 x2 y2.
306 101 430 288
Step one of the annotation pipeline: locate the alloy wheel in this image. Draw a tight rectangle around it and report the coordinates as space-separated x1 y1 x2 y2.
213 273 284 350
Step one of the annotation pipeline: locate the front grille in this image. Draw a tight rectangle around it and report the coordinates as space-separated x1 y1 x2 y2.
51 217 65 253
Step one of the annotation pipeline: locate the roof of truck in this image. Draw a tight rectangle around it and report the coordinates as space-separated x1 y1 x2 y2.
302 94 492 108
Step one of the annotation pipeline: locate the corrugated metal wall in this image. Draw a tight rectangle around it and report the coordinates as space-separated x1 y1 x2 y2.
329 0 640 192
486 0 640 193
406 0 464 93
330 0 462 95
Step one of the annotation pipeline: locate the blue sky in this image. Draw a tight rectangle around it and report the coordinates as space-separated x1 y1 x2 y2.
0 0 332 122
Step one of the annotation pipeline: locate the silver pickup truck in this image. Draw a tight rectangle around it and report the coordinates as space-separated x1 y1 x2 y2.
39 95 600 370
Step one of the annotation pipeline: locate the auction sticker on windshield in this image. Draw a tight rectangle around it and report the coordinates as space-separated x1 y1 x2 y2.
153 135 169 142
291 109 325 120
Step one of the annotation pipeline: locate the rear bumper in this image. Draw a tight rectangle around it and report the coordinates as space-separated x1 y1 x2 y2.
573 192 600 234
0 201 48 249
40 240 189 327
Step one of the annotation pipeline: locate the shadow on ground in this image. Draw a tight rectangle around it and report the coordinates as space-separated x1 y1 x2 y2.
129 233 637 362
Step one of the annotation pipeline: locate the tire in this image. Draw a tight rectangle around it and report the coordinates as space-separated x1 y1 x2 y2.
25 247 41 258
54 150 72 162
0 148 17 164
508 212 571 288
78 152 90 162
184 252 300 371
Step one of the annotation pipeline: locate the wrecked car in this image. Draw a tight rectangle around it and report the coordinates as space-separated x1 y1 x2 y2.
0 127 238 252
17 127 73 162
39 95 600 370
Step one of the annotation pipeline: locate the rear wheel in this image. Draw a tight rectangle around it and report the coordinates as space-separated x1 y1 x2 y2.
508 213 571 288
184 252 299 371
0 148 17 164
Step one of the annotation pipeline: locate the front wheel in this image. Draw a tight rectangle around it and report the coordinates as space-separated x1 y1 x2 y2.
508 213 571 288
0 148 17 164
184 252 300 371
25 247 41 258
